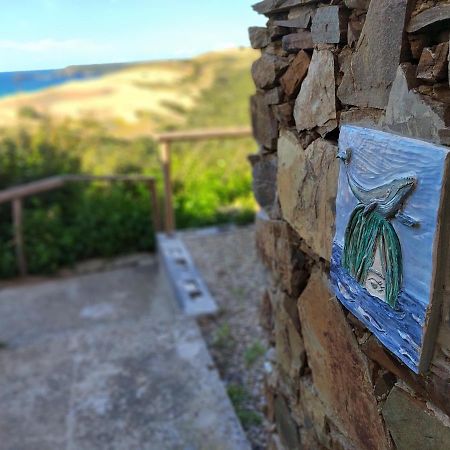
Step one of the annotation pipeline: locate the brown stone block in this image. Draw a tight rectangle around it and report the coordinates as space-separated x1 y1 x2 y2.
274 395 301 450
248 26 271 49
272 103 295 127
281 31 314 53
248 152 278 214
280 50 311 99
251 54 289 90
251 93 279 150
338 0 411 109
361 335 450 418
416 42 449 83
382 386 450 450
311 5 349 44
277 130 338 261
298 268 392 450
255 212 310 297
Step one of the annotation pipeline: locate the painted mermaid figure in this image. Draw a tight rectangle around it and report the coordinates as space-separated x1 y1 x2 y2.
336 148 419 307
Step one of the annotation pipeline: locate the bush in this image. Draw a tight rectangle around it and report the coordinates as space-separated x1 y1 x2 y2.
0 121 255 278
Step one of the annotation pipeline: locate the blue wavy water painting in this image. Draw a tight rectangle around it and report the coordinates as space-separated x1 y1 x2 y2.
331 244 424 372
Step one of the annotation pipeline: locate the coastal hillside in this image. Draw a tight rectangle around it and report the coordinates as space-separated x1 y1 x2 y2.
0 48 258 138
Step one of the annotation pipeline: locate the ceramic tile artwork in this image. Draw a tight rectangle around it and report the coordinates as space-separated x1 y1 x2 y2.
331 126 450 373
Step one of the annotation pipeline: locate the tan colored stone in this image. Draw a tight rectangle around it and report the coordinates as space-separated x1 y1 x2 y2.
277 130 338 260
382 386 450 450
255 213 310 297
294 49 337 134
298 269 392 450
280 50 311 99
340 107 383 128
274 290 306 378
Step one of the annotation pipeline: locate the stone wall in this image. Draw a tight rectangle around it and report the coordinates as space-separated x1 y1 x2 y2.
249 1 450 449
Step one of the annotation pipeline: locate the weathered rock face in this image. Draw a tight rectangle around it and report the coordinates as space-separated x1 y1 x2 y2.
281 31 314 53
294 49 337 135
382 386 450 450
250 93 279 150
255 214 310 297
248 153 278 214
251 54 289 89
298 269 392 450
248 0 450 447
248 26 271 49
311 5 348 44
337 0 411 109
280 50 310 98
384 64 450 145
277 130 338 260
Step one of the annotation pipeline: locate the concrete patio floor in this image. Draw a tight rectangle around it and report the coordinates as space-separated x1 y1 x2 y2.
0 257 250 450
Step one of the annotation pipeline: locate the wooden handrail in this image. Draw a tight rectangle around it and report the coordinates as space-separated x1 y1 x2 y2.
155 127 252 143
0 174 161 277
154 127 253 234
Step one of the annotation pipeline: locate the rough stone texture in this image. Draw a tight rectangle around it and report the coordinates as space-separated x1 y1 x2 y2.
251 53 289 89
265 86 284 105
272 289 306 379
0 264 250 450
294 49 337 134
344 0 370 9
407 4 450 33
338 0 411 109
249 152 278 214
298 269 392 450
340 107 383 127
272 102 295 127
255 212 310 297
249 26 271 49
280 50 311 99
347 11 365 47
382 386 450 450
274 395 301 450
408 33 432 60
281 31 314 53
384 63 450 145
251 93 279 150
253 0 318 16
277 130 338 260
311 5 349 44
416 42 449 82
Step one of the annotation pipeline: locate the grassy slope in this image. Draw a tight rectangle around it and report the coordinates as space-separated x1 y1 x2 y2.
0 48 258 137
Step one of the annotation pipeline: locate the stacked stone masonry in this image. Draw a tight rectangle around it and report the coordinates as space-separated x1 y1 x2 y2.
249 1 450 449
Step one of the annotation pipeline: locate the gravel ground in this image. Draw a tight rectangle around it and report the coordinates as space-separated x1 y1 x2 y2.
181 225 269 450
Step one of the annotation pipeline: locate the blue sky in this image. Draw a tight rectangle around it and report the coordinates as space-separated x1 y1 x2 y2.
1 0 265 72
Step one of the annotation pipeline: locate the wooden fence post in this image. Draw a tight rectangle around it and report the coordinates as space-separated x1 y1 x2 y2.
160 140 175 235
148 180 161 232
12 198 27 277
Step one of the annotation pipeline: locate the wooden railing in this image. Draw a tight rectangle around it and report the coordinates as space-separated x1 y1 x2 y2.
0 175 160 277
155 127 252 235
